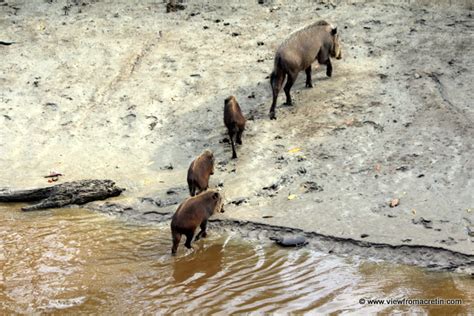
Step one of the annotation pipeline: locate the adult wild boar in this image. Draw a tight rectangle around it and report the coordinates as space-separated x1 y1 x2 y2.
269 20 342 120
224 96 246 159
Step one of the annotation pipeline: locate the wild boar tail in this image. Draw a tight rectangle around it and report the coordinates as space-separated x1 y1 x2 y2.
270 55 282 87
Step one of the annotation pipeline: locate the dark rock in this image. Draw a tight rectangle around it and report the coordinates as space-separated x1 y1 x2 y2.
166 2 185 13
270 235 308 247
257 41 264 46
231 32 240 37
360 234 369 238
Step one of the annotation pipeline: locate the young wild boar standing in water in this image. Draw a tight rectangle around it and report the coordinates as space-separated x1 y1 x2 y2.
187 149 215 196
224 96 246 159
170 190 224 255
269 20 342 120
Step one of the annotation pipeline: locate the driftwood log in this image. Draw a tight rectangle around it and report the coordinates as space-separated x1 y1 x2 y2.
0 179 124 211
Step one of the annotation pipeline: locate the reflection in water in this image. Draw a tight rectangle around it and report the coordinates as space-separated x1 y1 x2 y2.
0 206 472 314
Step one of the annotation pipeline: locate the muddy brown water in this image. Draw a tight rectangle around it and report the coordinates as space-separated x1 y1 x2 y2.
0 206 472 314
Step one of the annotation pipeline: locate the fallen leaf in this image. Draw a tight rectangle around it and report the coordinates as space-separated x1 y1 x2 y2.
412 209 416 215
288 147 301 154
375 164 381 172
287 194 297 200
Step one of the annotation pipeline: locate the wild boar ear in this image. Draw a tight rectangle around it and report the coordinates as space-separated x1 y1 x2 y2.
212 192 220 200
331 27 338 35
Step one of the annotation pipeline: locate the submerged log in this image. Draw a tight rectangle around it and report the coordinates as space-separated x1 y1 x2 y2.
0 179 124 211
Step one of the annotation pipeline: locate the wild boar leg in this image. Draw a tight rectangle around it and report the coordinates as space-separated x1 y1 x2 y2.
195 220 208 241
171 232 181 255
305 66 313 88
326 59 332 77
229 130 237 159
188 182 196 197
236 130 243 145
284 71 298 106
270 71 285 119
184 231 194 249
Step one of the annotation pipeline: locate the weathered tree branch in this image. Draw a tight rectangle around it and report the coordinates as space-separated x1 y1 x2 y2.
0 179 124 211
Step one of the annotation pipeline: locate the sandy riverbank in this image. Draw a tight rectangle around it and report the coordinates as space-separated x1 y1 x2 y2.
1 0 472 268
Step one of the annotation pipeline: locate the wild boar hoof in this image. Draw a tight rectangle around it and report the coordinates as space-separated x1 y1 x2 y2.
269 112 276 120
306 82 313 88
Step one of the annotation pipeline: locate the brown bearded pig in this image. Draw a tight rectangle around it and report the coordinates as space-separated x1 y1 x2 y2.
170 190 224 255
269 20 342 120
224 96 246 159
187 149 215 196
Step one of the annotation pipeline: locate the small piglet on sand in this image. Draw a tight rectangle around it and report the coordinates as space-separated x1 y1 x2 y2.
224 95 246 159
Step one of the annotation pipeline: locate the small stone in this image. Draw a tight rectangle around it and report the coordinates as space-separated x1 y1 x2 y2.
231 32 240 37
414 73 421 79
389 198 400 208
360 234 369 238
